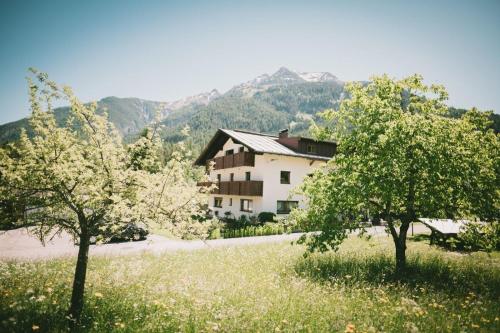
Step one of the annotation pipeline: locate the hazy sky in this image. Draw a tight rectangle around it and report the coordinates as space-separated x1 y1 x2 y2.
1 0 499 124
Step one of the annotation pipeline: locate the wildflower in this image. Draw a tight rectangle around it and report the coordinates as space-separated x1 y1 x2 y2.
345 323 356 333
32 325 40 331
115 322 125 328
471 323 480 328
94 292 103 298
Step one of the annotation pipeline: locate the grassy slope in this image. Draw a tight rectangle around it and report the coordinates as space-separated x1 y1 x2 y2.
0 236 499 332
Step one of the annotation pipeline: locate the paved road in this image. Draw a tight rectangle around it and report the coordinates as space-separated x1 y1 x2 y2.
0 225 426 261
0 228 307 261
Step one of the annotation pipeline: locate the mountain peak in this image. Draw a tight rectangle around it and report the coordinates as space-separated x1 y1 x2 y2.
273 66 297 75
269 67 304 82
228 67 343 96
272 67 339 83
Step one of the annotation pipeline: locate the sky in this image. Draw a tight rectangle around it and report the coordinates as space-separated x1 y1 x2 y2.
0 0 499 124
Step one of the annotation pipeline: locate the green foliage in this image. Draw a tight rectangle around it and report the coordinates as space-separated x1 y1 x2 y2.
295 247 500 299
0 70 213 324
258 211 276 223
447 107 500 133
1 237 499 332
458 222 500 252
218 222 293 239
293 74 500 272
211 217 300 239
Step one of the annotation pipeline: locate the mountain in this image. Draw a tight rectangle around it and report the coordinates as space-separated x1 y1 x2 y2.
0 67 343 146
227 67 341 97
1 67 498 151
160 68 346 150
0 97 165 144
0 89 220 144
163 89 220 111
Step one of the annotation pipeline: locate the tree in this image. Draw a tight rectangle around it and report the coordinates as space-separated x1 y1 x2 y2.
292 74 499 274
0 70 212 326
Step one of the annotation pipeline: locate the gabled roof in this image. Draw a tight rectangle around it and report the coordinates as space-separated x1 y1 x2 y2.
194 128 332 166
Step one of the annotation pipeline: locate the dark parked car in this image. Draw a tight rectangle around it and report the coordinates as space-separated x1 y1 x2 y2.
86 223 149 244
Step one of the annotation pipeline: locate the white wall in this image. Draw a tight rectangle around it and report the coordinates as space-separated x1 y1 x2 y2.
208 138 325 218
210 195 264 219
256 154 322 215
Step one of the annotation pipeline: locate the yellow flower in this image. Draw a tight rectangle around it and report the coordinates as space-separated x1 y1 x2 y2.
471 323 480 328
94 292 103 298
32 325 40 331
345 323 356 333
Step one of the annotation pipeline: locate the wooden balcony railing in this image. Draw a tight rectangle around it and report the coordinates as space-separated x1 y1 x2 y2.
197 180 263 196
208 151 255 170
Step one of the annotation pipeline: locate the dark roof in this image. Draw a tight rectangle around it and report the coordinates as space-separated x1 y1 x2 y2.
194 128 335 166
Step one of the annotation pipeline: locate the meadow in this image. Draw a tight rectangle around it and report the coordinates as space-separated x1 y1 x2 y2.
1 235 499 333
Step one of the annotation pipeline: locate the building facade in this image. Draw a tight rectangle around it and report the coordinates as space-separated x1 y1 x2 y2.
195 129 336 218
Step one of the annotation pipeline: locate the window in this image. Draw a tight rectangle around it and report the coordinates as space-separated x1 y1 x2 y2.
245 171 251 181
239 147 245 153
230 173 234 181
229 198 233 206
217 174 221 182
214 197 223 208
225 149 234 155
240 199 253 212
214 210 219 217
280 171 290 184
307 145 316 154
277 201 298 214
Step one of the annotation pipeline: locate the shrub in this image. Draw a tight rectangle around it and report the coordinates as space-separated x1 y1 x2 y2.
458 221 500 252
258 212 276 223
209 227 221 239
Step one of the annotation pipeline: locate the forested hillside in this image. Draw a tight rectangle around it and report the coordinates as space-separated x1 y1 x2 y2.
159 78 347 150
1 67 498 154
0 97 164 144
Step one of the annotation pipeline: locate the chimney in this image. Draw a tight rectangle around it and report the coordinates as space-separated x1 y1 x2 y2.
279 129 289 139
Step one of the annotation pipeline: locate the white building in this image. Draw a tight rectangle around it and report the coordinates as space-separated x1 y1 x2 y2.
195 129 336 218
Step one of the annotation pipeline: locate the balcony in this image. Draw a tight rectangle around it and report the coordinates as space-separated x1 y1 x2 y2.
208 151 255 170
197 180 263 196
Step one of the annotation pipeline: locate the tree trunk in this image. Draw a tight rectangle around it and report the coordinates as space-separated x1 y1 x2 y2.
395 236 407 274
68 227 91 327
394 221 410 275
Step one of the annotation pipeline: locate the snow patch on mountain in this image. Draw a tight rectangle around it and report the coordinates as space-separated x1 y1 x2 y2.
297 71 339 83
229 67 342 96
164 89 221 111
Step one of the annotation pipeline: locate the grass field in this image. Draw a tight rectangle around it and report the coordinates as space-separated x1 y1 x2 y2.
1 235 499 332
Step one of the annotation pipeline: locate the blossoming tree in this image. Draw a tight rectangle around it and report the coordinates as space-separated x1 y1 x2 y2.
0 70 213 325
292 74 499 274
